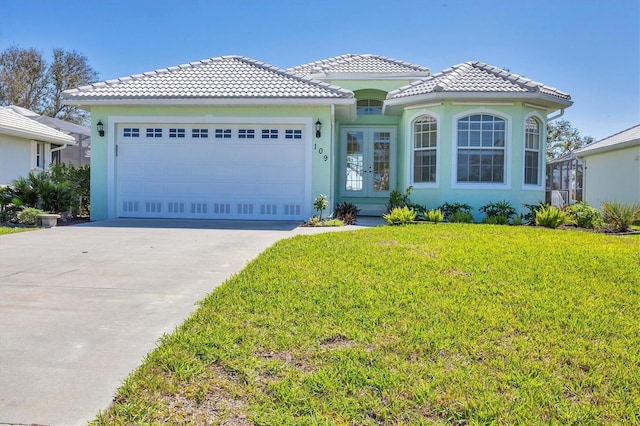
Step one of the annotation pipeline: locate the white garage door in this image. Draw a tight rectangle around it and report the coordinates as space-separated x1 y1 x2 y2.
116 123 308 220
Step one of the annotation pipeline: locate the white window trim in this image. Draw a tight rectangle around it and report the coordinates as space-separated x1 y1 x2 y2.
522 111 545 190
406 110 440 188
31 140 49 171
451 109 512 190
105 116 314 220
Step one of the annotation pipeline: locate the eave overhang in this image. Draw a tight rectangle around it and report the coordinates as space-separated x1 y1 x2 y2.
383 92 573 116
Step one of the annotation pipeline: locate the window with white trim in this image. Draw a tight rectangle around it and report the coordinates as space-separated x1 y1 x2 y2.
214 129 231 139
413 115 438 183
261 129 278 139
169 128 185 138
457 114 506 183
34 141 46 169
238 129 255 139
524 117 541 185
146 128 162 138
123 128 140 137
192 128 209 138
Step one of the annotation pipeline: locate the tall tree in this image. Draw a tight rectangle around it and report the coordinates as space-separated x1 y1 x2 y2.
0 45 98 124
546 119 594 160
45 48 99 122
0 46 49 112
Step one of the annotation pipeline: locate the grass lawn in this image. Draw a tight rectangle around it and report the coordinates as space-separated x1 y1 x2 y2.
94 225 639 425
0 226 38 235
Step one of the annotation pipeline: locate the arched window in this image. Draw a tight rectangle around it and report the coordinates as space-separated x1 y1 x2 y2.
457 114 506 183
356 99 383 115
413 115 437 183
524 116 541 185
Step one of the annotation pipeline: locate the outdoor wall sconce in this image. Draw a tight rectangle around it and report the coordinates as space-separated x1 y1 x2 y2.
315 119 322 138
97 120 105 137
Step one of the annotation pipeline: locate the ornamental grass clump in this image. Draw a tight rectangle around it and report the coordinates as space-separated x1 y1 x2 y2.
383 206 416 224
535 205 568 229
425 208 444 223
601 201 640 232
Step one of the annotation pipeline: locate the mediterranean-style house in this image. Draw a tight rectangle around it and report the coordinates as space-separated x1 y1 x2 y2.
62 54 573 221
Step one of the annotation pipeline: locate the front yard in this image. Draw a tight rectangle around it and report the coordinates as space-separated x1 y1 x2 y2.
0 226 38 235
94 225 639 425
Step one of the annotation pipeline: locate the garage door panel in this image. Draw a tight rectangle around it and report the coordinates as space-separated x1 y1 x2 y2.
188 164 215 180
143 182 166 195
117 123 307 220
119 181 142 195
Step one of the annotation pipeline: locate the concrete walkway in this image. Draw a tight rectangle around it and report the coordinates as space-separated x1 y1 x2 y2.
0 218 382 426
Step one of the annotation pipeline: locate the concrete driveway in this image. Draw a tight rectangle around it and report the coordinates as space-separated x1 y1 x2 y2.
0 219 379 425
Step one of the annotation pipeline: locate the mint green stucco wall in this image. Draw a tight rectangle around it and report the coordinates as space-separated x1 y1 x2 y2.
89 105 333 221
90 95 551 222
394 102 547 219
334 101 548 219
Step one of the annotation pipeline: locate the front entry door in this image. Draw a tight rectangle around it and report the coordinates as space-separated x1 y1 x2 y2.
342 127 395 198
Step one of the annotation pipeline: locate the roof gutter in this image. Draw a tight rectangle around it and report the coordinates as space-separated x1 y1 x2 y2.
50 144 68 152
547 108 565 121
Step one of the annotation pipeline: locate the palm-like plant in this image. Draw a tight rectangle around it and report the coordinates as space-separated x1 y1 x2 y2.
602 201 640 232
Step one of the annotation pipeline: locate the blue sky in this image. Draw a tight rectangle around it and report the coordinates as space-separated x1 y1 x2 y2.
1 0 638 140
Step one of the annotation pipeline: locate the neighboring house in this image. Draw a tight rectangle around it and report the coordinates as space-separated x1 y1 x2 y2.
0 107 76 186
574 124 640 207
62 54 572 221
3 105 91 167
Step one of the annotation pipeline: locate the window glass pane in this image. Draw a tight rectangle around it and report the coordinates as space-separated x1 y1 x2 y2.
470 131 481 146
458 131 468 146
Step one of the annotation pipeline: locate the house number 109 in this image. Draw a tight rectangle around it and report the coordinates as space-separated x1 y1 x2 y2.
314 144 328 161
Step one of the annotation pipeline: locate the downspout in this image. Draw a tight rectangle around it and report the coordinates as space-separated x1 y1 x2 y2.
547 108 565 122
330 103 336 216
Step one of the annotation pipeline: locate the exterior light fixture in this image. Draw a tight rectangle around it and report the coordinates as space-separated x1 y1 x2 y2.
97 120 105 137
315 119 322 138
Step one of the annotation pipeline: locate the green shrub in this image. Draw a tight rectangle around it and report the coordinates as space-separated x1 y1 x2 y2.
383 206 416 225
601 201 640 232
0 186 18 222
522 201 547 224
386 186 425 214
323 218 345 227
511 215 524 226
12 169 76 214
17 207 45 226
49 163 90 215
566 201 603 229
482 215 509 225
425 208 444 223
438 202 473 220
480 200 516 221
535 205 568 229
333 202 360 225
387 186 413 212
449 210 474 223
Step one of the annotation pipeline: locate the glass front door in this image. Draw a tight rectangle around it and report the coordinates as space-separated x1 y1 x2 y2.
342 127 395 198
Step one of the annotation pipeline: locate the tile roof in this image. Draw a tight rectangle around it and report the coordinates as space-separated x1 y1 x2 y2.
63 56 353 101
287 54 430 77
6 105 91 137
0 107 76 145
575 124 640 155
387 62 571 101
